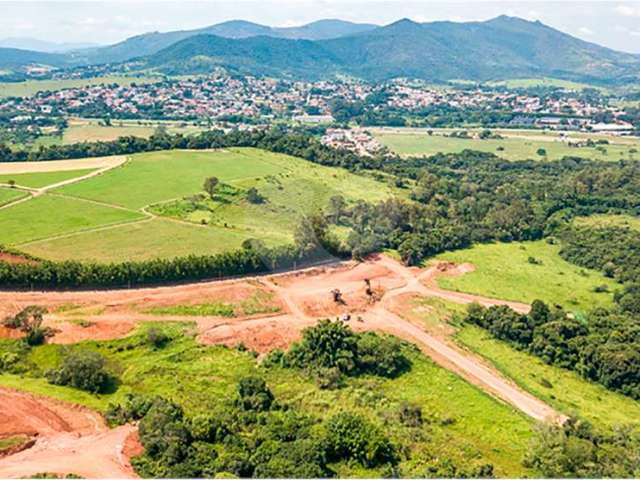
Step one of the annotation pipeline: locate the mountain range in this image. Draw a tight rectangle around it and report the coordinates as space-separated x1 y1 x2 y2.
1 16 639 85
0 37 99 53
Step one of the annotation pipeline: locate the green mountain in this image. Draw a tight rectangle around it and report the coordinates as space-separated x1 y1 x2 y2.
0 47 67 70
142 16 640 85
69 19 376 65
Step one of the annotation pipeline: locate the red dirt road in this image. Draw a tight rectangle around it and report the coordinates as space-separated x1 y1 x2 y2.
0 388 140 478
0 255 563 452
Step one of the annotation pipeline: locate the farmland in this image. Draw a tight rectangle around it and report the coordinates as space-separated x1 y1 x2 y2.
0 148 397 261
0 187 26 206
433 240 617 314
60 118 203 144
374 128 640 161
0 168 96 188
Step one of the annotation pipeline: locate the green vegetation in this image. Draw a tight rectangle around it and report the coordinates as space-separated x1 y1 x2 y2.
145 302 236 318
573 214 640 231
0 168 96 188
375 130 640 161
434 240 617 313
458 325 640 430
0 148 395 262
0 435 29 451
0 186 27 206
0 322 535 477
486 78 607 92
0 194 144 246
0 76 162 98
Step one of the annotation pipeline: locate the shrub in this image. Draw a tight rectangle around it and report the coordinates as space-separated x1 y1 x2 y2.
355 332 411 378
105 393 156 426
399 401 423 427
46 350 112 393
146 328 170 348
325 412 397 467
237 376 274 412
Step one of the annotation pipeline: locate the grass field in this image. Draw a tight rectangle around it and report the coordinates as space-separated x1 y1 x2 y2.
374 129 640 161
0 75 162 98
0 194 144 246
573 213 640 231
0 187 27 206
433 240 617 313
0 168 96 188
0 322 534 476
0 148 396 261
407 297 640 431
60 118 203 144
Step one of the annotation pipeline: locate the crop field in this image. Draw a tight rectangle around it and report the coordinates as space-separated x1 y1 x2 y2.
433 240 617 313
0 75 162 98
0 321 535 476
59 118 203 144
0 148 396 261
374 129 640 161
406 296 640 431
0 168 96 188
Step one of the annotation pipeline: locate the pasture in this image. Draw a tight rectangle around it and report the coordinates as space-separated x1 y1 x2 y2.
485 77 607 92
0 148 396 262
573 213 640 231
0 168 96 188
0 187 27 206
0 75 162 98
374 128 640 161
0 322 534 476
433 240 617 313
60 118 203 144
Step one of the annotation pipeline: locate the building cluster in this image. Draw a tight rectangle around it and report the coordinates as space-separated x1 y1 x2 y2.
321 128 384 156
0 75 635 135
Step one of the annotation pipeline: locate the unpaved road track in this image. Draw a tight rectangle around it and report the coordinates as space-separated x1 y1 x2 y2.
0 255 561 426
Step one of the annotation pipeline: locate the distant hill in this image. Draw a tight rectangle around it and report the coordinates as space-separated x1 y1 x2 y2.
139 16 640 85
0 47 67 70
0 37 99 53
145 34 341 78
70 19 376 65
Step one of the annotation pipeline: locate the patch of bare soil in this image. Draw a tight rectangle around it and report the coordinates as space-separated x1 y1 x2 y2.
0 252 38 266
0 388 140 479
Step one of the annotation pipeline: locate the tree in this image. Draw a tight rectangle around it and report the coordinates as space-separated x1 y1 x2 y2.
2 305 50 346
46 350 112 393
203 176 219 199
246 187 265 204
237 376 274 412
537 148 547 157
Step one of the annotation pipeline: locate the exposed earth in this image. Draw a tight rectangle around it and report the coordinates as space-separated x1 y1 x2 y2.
0 254 561 478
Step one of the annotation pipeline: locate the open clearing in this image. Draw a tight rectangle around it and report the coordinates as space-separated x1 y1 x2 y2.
60 118 203 144
374 128 640 161
573 213 640 231
0 148 396 261
0 76 162 98
433 240 617 314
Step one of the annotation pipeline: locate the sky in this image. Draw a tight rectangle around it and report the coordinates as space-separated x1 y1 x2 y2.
1 0 640 53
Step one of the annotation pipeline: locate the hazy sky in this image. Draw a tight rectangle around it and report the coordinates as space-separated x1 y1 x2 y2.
2 0 640 53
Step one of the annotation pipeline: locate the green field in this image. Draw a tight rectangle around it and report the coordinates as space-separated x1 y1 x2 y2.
0 168 96 188
433 240 617 313
408 297 640 431
0 194 144 246
375 130 640 161
60 119 203 144
0 148 396 261
0 322 534 476
0 187 27 206
0 75 162 98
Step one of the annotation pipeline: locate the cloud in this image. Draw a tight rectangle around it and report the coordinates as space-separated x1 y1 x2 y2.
578 26 594 35
615 4 640 17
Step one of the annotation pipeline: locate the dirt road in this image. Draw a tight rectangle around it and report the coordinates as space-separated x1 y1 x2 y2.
0 255 562 428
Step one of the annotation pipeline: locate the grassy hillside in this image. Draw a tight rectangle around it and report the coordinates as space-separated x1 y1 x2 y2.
433 240 617 314
0 186 27 206
1 148 397 262
0 322 535 477
375 130 640 161
0 75 161 98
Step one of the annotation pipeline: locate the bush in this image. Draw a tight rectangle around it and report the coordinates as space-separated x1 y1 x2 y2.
355 332 411 378
146 328 170 348
105 393 156 426
237 376 274 412
325 412 397 467
46 350 112 393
